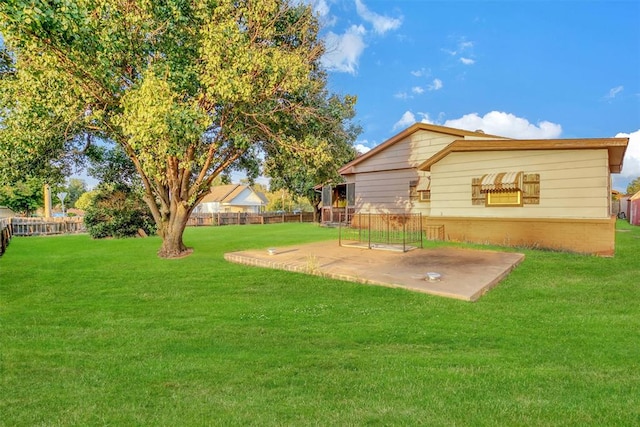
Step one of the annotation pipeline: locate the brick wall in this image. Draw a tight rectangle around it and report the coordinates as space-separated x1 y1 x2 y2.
425 216 616 256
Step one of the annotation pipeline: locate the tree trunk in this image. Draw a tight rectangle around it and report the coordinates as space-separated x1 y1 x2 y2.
157 207 192 259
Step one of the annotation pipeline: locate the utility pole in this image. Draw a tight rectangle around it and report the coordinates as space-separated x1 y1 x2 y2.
43 184 52 218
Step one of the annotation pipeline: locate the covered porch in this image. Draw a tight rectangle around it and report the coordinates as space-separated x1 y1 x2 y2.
316 183 356 224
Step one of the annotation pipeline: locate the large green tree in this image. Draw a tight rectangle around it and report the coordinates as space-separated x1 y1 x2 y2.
86 144 141 188
65 177 87 208
627 177 640 196
0 0 356 257
0 178 42 216
264 92 360 218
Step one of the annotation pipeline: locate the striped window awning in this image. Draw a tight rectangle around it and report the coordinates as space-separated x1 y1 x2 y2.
480 171 522 193
417 176 431 192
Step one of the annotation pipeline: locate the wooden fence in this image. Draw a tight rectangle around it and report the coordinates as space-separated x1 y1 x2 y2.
9 217 86 237
0 218 11 257
187 212 315 227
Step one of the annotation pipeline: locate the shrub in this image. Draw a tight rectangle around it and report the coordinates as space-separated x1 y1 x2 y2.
84 184 156 238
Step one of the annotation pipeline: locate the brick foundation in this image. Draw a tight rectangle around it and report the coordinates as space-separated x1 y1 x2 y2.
425 216 617 256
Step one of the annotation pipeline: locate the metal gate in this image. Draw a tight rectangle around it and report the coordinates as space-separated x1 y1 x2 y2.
338 212 423 252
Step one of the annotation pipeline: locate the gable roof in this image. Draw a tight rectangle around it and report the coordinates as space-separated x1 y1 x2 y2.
255 191 269 205
200 184 241 203
631 190 640 201
200 184 268 206
418 137 629 173
339 122 505 175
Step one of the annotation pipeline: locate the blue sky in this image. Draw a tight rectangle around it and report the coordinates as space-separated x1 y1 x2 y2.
312 0 640 191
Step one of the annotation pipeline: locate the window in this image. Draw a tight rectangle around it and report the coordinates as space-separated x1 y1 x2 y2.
321 185 332 207
486 190 521 206
346 183 356 206
417 176 431 202
472 171 540 207
410 177 431 203
409 180 418 201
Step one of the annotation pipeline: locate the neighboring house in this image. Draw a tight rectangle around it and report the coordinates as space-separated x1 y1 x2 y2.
629 191 640 226
197 184 268 214
333 123 628 256
0 206 15 218
67 208 85 217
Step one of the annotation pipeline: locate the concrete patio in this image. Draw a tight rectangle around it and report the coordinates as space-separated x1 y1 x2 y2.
224 241 525 301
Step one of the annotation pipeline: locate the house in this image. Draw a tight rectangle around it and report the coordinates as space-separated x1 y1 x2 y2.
196 184 268 214
0 206 15 218
629 190 640 226
332 123 628 256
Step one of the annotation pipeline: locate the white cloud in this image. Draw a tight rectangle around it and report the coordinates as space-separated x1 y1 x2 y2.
393 111 417 130
606 85 624 99
312 0 330 18
417 112 433 123
412 86 424 94
311 0 337 27
410 68 429 77
616 129 640 178
443 38 473 56
354 0 402 35
442 111 563 139
428 78 443 91
394 91 410 100
355 142 372 154
459 41 474 49
460 57 475 65
321 25 366 74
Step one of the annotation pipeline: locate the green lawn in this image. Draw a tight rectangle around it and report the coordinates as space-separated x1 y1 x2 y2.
1 222 639 426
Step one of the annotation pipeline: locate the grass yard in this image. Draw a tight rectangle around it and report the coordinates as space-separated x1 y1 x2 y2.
1 222 639 426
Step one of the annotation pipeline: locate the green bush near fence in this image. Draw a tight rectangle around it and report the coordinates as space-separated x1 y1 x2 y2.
83 184 156 238
0 222 639 425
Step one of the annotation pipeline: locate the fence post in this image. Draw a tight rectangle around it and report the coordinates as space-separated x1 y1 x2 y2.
368 213 371 249
386 213 389 245
338 212 342 246
403 216 406 252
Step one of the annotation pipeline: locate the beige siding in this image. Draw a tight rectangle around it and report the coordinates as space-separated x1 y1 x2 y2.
351 130 458 173
354 169 431 216
0 207 15 218
430 149 610 219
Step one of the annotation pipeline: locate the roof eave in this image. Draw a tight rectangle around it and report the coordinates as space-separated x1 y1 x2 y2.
419 137 629 173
